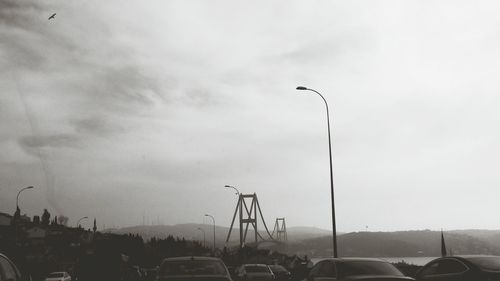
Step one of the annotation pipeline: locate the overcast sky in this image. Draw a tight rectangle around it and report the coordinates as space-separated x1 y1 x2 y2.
2 0 500 233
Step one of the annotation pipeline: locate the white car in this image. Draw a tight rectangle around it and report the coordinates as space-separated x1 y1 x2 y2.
237 264 275 281
44 272 71 281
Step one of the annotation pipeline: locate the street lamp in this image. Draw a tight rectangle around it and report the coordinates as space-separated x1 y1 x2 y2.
205 214 216 253
224 185 240 196
296 86 338 258
76 216 88 228
16 186 34 210
197 227 206 248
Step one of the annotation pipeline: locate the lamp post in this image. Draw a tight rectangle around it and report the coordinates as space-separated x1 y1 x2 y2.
197 227 206 248
296 86 338 258
16 186 34 210
224 185 240 196
205 214 216 253
76 216 88 228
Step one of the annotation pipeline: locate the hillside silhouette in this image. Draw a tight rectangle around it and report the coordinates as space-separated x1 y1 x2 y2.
104 224 332 246
106 225 500 257
287 230 500 257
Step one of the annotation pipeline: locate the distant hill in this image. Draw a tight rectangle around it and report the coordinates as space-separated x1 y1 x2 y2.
286 226 332 240
450 229 500 247
106 225 500 257
287 230 500 257
104 224 332 247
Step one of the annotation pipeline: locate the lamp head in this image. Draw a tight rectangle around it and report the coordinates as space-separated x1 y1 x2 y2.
296 86 308 90
27 186 34 189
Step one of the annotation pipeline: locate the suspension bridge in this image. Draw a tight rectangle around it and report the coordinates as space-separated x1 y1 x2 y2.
225 193 287 248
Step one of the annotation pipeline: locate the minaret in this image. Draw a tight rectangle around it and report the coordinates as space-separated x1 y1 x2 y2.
93 218 97 233
441 229 447 257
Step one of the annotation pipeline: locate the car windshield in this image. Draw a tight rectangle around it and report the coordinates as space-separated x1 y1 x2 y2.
468 257 500 272
160 260 227 276
269 265 287 272
48 273 64 278
245 265 270 273
339 261 404 277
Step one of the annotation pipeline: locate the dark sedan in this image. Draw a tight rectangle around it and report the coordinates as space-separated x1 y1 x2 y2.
156 256 232 281
415 255 500 281
307 258 415 281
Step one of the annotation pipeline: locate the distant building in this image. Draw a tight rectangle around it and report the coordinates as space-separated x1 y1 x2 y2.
20 214 31 223
27 226 47 239
0 212 12 226
26 226 47 246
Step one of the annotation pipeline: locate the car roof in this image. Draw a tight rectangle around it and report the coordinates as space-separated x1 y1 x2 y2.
162 256 222 262
454 255 499 258
428 255 500 263
243 264 269 266
307 257 389 268
337 258 388 262
312 257 388 263
426 255 499 262
0 253 10 260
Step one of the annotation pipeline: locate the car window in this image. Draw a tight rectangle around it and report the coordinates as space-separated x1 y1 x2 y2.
269 265 287 273
338 261 403 277
435 259 468 274
0 256 19 281
419 261 439 276
316 261 336 277
245 266 270 273
420 259 467 277
309 262 322 278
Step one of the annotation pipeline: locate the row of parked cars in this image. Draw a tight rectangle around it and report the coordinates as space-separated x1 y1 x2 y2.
3 252 500 281
155 255 500 281
156 257 289 281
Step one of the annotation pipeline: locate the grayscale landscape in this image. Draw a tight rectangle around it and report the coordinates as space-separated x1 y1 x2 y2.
3 1 500 281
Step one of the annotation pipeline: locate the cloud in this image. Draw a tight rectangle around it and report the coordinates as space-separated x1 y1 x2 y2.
1 0 166 143
4 0 500 231
0 1 48 71
18 134 80 156
0 0 43 29
0 0 169 216
72 116 125 137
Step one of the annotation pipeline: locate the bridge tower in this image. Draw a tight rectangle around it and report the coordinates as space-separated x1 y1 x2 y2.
225 193 274 248
272 218 287 242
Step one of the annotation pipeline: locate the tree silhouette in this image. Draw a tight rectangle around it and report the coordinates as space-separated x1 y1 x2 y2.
41 209 51 225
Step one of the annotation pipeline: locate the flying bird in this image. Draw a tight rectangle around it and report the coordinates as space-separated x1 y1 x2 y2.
48 13 56 20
